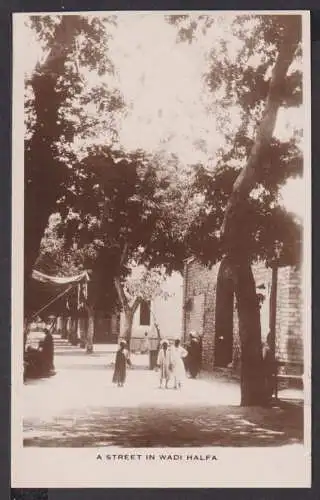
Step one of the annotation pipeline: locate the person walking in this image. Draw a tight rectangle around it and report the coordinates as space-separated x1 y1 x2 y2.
112 340 131 387
170 338 188 389
156 339 172 389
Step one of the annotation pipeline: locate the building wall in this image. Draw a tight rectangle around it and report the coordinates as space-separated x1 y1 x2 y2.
275 266 303 375
183 259 303 375
183 259 219 370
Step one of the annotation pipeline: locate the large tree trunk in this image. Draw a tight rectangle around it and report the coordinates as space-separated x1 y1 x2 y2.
217 256 266 405
218 17 300 406
231 259 266 406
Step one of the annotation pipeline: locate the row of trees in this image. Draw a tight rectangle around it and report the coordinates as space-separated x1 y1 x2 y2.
24 14 303 405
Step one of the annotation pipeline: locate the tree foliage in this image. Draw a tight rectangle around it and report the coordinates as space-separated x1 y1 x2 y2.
169 13 303 269
24 14 124 285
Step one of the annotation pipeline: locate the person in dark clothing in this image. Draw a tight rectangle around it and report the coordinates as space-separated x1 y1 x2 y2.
112 340 131 387
39 328 55 375
187 331 202 378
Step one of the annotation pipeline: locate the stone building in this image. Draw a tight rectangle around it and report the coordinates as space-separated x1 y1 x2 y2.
183 258 303 377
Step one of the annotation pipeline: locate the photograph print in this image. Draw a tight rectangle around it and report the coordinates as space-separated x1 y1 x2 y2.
12 10 311 488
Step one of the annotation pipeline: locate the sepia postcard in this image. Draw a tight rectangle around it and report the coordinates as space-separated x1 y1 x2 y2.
11 10 311 488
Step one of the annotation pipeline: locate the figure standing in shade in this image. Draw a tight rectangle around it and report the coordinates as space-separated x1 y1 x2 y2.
157 339 172 389
112 340 131 387
170 338 188 389
187 331 202 379
40 328 55 375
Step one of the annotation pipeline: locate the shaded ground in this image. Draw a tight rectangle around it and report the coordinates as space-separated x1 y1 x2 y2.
24 403 302 448
23 337 304 448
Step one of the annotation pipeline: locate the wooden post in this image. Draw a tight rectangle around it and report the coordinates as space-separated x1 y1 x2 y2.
182 260 188 344
269 265 278 358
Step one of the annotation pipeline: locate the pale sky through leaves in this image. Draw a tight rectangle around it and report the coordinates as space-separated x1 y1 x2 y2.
21 12 305 218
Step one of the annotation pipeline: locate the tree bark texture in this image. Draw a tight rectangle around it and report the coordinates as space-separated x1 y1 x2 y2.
231 259 266 406
216 257 266 405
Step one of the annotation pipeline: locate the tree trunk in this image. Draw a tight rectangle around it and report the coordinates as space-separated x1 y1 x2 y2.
123 309 134 346
66 316 72 343
78 316 87 348
217 18 300 406
70 316 78 345
114 276 141 349
154 322 161 350
86 306 95 353
61 315 68 339
230 258 266 406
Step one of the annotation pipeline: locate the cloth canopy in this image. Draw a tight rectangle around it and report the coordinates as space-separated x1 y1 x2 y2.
32 270 90 287
25 270 90 319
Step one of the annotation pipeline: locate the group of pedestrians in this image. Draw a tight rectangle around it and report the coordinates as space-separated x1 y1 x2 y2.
157 338 187 389
112 331 203 389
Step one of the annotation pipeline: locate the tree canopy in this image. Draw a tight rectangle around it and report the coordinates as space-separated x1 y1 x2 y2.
24 14 124 284
26 13 304 313
169 13 303 268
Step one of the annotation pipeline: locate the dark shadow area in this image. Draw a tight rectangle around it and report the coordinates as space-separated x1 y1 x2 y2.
23 403 303 448
24 373 56 384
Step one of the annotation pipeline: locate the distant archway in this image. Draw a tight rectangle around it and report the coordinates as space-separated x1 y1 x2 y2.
214 258 234 367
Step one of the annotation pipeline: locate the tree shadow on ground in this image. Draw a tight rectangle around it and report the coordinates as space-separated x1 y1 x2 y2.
23 403 303 448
